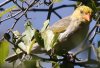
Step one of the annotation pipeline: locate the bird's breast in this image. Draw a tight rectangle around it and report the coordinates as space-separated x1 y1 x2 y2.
54 23 89 55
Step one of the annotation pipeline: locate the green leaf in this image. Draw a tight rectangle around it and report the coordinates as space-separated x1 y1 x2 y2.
0 6 17 17
23 60 37 68
0 40 9 65
34 29 44 47
98 41 100 47
90 0 97 13
52 62 60 68
17 56 41 68
97 7 100 11
52 0 62 3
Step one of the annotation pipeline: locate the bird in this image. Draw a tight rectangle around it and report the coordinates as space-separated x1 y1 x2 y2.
5 5 93 62
42 5 93 55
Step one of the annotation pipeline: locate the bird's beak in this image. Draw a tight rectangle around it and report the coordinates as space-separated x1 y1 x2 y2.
83 13 91 22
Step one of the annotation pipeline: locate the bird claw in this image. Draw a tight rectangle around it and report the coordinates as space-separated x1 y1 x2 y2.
49 50 82 63
62 51 81 63
66 52 75 62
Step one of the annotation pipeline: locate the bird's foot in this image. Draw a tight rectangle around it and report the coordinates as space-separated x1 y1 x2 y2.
62 51 81 63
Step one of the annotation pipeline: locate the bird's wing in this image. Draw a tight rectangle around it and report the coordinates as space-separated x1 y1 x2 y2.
49 16 71 33
58 17 82 42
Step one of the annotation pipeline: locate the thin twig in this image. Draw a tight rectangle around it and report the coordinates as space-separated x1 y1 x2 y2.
0 0 11 7
11 4 75 12
12 8 49 12
12 0 22 9
47 4 53 20
87 15 100 41
0 11 22 24
53 11 62 19
53 4 75 10
11 0 39 29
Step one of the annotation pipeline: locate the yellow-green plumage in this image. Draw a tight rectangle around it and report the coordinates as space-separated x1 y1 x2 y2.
49 6 92 33
44 5 93 55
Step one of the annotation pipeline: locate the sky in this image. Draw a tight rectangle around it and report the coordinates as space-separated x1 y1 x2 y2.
0 0 100 68
0 0 75 33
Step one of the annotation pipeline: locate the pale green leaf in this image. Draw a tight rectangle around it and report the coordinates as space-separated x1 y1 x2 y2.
41 20 49 32
22 21 36 54
12 21 36 54
22 21 35 45
13 30 21 38
11 21 37 54
0 40 9 65
18 42 27 52
12 30 22 44
26 39 36 54
42 30 59 51
12 31 27 53
0 6 17 17
42 30 54 51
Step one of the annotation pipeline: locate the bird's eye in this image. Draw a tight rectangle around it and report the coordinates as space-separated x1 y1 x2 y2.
80 10 83 14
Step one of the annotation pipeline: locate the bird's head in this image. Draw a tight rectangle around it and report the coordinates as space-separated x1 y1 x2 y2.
72 5 93 23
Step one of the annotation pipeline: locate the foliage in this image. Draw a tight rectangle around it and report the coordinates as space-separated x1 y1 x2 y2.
0 6 16 17
0 0 100 68
0 40 9 67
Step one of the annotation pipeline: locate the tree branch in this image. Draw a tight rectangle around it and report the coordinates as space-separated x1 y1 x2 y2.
47 4 53 20
0 0 11 7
